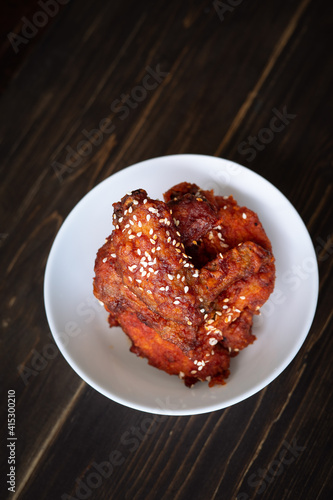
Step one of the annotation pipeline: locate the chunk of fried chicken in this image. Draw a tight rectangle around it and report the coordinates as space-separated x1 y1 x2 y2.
93 183 275 387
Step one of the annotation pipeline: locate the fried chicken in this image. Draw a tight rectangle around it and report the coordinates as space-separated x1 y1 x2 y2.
93 183 275 387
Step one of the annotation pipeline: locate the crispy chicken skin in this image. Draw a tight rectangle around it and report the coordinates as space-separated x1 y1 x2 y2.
93 183 275 387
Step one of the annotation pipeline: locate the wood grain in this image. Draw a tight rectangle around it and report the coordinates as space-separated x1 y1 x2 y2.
1 0 332 499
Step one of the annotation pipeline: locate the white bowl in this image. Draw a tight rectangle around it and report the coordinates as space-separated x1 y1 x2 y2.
44 155 318 415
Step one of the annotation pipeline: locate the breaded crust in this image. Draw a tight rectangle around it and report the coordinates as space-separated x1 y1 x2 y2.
93 183 275 387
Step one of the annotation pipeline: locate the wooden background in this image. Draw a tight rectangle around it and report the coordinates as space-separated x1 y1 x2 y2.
1 0 332 499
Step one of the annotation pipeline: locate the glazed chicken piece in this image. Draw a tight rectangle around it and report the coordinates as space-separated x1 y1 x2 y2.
93 183 275 387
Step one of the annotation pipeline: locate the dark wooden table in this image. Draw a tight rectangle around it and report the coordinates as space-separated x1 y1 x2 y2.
1 1 332 499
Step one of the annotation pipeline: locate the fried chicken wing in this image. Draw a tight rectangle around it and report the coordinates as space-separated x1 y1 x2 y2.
93 182 275 387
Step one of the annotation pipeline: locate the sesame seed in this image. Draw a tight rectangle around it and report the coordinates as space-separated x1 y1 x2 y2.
209 338 218 346
179 372 185 379
129 235 135 239
129 220 134 225
118 217 123 223
187 320 192 325
102 257 107 263
128 206 133 213
137 249 141 256
242 213 247 219
150 239 156 245
138 221 142 227
143 199 147 204
136 279 142 283
192 271 199 277
149 228 153 235
240 296 246 300
137 232 142 237
223 298 229 302
168 274 174 280
184 286 189 293
133 215 137 221
133 200 139 205
111 253 116 258
191 370 197 375
174 300 180 305
147 290 152 294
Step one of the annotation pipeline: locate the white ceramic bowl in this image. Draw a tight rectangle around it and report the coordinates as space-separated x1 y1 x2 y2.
44 155 318 415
